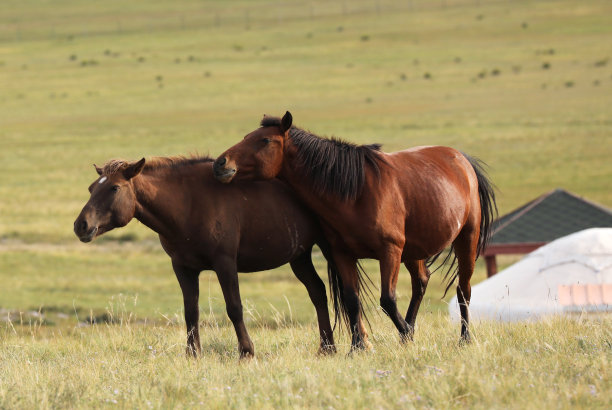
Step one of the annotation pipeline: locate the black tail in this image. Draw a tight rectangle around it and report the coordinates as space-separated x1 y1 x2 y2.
465 153 498 257
317 239 375 333
437 153 498 297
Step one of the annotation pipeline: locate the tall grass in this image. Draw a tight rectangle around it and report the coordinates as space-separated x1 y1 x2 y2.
1 312 610 408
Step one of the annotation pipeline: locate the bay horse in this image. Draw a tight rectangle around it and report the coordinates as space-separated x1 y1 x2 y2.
213 112 497 351
73 155 340 358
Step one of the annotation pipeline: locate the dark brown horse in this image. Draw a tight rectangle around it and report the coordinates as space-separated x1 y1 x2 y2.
213 112 497 351
73 155 339 358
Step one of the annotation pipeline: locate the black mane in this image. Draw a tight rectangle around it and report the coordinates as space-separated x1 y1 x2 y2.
261 117 383 201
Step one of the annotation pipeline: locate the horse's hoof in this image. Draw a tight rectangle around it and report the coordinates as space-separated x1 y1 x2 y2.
318 344 337 356
399 331 414 344
458 335 472 346
347 346 376 357
348 339 374 356
239 349 255 360
185 346 200 359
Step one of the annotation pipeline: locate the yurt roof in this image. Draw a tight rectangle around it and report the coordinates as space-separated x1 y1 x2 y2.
490 189 612 245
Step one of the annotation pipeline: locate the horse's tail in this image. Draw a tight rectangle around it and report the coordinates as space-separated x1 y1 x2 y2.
439 153 498 297
464 153 498 257
317 238 375 333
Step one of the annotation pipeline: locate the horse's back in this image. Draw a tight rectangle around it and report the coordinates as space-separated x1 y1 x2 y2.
388 145 469 166
385 145 476 193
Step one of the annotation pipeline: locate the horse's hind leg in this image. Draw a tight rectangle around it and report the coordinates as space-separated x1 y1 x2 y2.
453 222 480 343
290 250 336 354
403 259 431 340
379 246 411 343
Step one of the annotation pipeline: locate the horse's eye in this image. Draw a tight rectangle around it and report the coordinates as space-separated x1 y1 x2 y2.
262 138 271 144
111 185 120 192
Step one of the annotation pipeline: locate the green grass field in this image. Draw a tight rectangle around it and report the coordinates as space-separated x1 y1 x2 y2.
2 315 610 408
1 0 612 408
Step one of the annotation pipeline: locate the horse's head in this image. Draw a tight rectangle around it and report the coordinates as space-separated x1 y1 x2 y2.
213 111 292 183
73 158 145 242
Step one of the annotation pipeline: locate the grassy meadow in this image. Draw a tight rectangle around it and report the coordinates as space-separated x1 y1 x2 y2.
1 0 611 408
2 315 610 408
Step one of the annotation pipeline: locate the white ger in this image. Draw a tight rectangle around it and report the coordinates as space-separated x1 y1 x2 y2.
449 228 612 322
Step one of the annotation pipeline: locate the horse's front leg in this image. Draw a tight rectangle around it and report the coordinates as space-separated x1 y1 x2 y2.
172 261 201 357
289 251 336 355
213 256 254 358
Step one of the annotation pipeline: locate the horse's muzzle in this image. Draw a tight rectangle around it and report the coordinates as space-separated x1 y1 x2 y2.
74 219 98 243
213 157 236 183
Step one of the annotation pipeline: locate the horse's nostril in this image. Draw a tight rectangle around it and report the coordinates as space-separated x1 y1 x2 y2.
217 157 227 167
78 220 88 233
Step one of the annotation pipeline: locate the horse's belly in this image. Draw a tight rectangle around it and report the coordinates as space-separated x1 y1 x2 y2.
235 225 315 272
402 239 449 261
235 244 307 273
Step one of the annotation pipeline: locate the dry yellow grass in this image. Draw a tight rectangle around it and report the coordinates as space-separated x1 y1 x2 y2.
1 313 610 408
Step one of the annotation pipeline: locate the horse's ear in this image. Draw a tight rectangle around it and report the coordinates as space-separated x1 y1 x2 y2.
94 164 103 175
280 111 293 134
123 158 146 180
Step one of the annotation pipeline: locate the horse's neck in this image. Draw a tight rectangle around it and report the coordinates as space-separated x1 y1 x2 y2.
280 144 338 213
132 172 184 239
